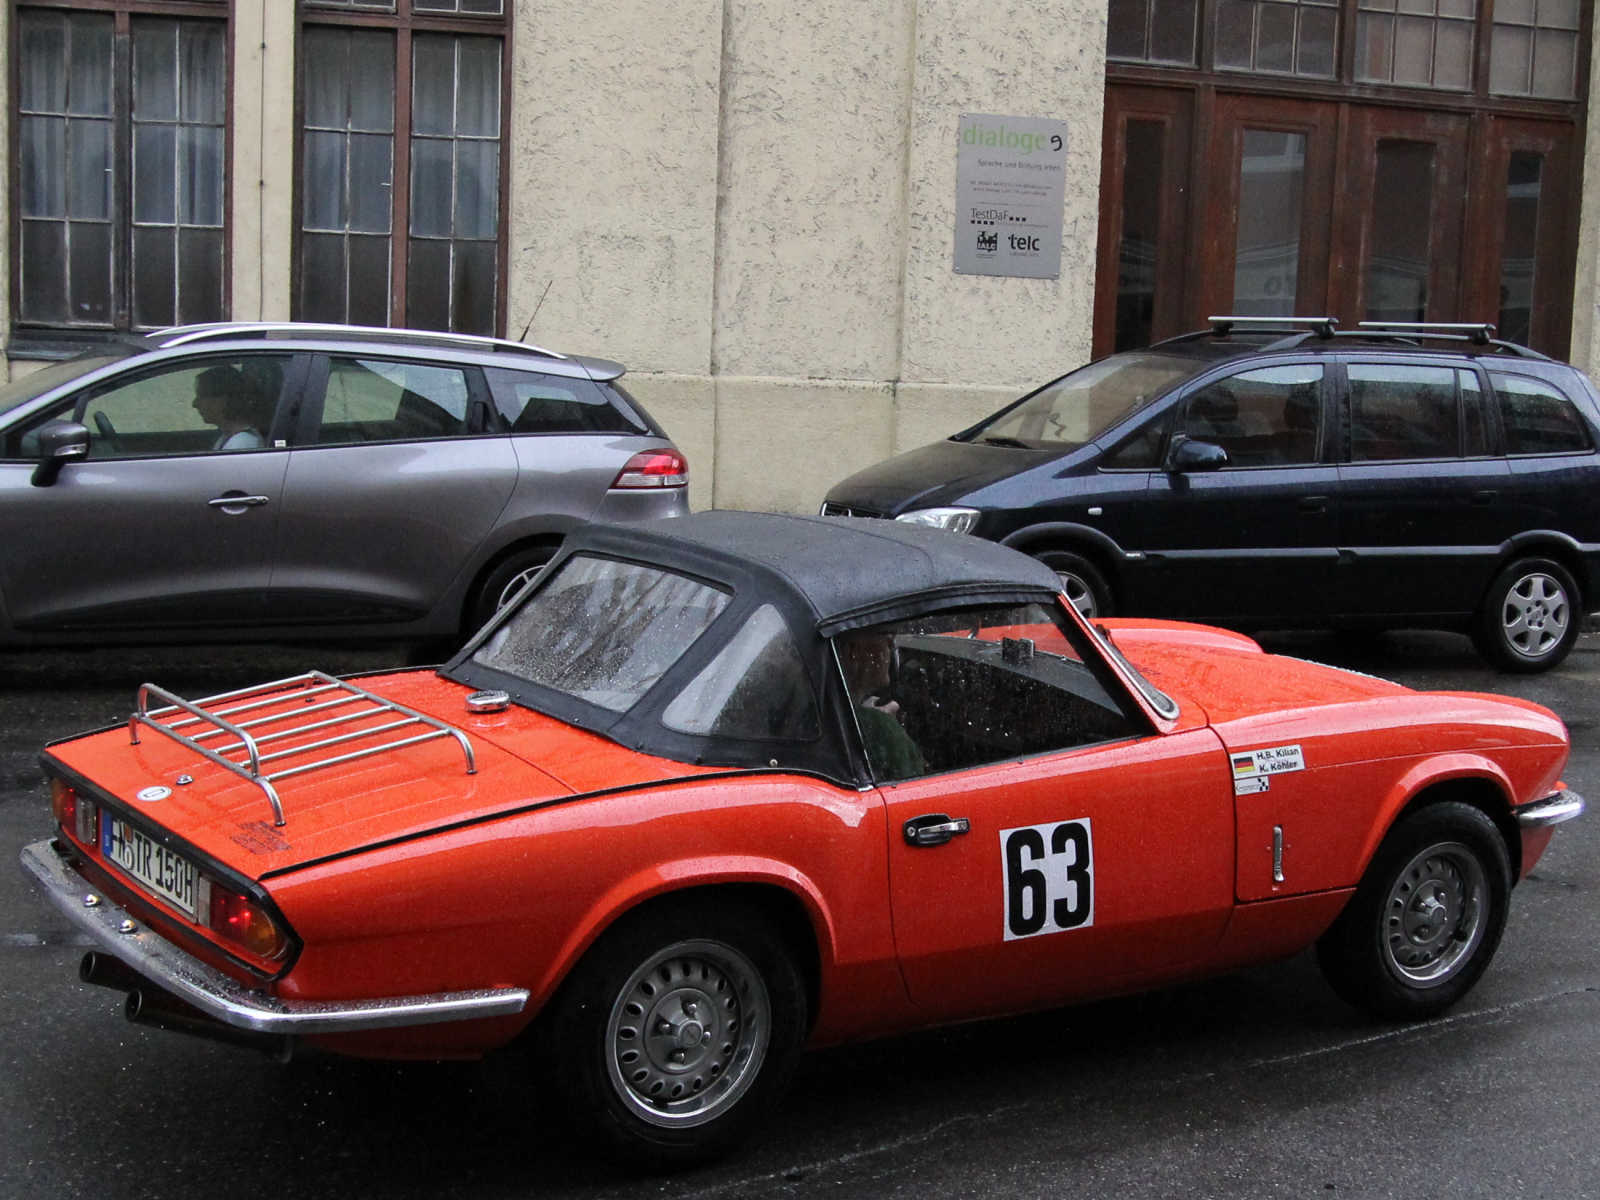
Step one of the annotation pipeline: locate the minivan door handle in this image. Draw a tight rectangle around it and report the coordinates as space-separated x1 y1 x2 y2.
1468 490 1498 507
1296 495 1330 513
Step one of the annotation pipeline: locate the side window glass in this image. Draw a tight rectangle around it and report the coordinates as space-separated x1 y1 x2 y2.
317 358 472 445
1100 406 1170 469
1461 370 1489 457
77 356 288 459
661 605 819 740
1180 364 1322 468
835 603 1140 783
485 367 646 435
1490 373 1594 455
1348 364 1459 462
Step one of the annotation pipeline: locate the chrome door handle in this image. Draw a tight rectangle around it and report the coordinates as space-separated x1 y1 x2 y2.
903 814 971 847
208 494 270 511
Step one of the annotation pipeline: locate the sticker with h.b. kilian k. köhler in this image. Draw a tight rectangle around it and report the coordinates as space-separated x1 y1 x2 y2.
1231 744 1305 795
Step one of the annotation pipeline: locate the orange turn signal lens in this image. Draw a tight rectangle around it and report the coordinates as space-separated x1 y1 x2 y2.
207 882 289 962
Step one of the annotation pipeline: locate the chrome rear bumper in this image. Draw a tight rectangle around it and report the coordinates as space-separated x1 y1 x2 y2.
20 838 529 1035
1515 790 1586 829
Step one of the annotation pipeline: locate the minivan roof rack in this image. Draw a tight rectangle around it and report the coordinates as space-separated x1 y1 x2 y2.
152 322 567 360
1358 321 1494 345
1207 315 1339 339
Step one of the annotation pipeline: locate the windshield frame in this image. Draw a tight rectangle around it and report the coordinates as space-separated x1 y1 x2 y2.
0 352 135 424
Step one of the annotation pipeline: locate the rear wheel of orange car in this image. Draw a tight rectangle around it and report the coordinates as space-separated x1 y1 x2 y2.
537 896 807 1169
1316 802 1511 1020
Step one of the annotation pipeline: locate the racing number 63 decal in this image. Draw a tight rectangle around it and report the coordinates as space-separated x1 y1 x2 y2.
1000 819 1093 941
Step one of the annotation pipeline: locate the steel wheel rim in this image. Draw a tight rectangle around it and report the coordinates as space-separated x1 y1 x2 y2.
1501 572 1569 660
1381 841 1488 988
604 939 770 1128
1056 571 1098 619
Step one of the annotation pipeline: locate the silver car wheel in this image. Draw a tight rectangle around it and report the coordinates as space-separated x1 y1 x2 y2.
494 566 544 614
1381 841 1488 987
604 939 771 1128
1056 571 1098 619
1500 571 1569 659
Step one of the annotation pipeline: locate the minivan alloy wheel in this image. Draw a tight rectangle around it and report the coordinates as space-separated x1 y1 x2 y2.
1500 571 1569 660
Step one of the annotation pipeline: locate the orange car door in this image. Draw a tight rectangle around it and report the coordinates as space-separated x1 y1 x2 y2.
882 727 1235 1023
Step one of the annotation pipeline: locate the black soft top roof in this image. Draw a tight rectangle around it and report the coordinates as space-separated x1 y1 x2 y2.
444 511 1068 783
571 511 1064 634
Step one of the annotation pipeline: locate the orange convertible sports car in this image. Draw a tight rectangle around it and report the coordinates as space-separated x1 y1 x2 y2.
22 512 1586 1166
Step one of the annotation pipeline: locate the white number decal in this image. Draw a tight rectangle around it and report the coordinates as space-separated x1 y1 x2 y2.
1000 819 1093 941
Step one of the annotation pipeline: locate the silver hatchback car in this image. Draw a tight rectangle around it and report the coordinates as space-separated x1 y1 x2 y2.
0 323 689 645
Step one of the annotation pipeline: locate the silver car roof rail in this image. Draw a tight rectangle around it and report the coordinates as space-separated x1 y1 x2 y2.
152 322 567 360
129 671 477 828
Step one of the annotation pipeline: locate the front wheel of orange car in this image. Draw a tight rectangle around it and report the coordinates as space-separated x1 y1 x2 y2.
538 898 807 1170
1316 801 1511 1021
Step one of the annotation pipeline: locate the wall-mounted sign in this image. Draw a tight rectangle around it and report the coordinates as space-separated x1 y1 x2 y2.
953 113 1068 280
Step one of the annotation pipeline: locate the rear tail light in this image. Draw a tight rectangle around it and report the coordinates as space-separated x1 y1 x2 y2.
50 778 97 845
611 448 688 489
50 778 76 828
206 880 290 962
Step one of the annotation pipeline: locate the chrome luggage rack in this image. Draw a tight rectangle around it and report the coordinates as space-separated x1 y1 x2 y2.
128 672 477 828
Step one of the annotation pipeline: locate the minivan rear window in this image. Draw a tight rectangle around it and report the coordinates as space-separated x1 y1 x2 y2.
1490 373 1594 456
968 353 1195 449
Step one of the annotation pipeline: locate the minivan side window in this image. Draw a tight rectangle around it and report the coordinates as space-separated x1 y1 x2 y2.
1179 364 1322 467
484 367 646 435
1347 364 1459 462
1489 373 1594 455
316 358 473 444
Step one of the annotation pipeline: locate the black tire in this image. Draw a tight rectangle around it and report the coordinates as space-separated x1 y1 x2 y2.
466 544 558 635
1033 549 1115 619
1475 556 1581 673
535 895 807 1170
1316 801 1511 1021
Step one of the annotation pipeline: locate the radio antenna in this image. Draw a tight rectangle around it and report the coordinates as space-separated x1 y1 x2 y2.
519 278 554 343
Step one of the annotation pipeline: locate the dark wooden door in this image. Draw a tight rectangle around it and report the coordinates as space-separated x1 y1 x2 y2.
1331 108 1472 328
1093 85 1193 359
1197 95 1338 323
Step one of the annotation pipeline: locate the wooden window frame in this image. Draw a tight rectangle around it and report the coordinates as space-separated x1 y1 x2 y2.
8 0 235 344
294 0 510 336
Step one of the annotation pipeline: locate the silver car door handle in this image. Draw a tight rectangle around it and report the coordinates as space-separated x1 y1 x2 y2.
902 814 971 847
208 495 271 509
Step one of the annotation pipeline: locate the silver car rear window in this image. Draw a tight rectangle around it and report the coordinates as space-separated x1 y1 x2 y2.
472 554 729 711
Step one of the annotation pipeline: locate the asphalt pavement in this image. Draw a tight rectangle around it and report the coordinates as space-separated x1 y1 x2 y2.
3 631 1598 1199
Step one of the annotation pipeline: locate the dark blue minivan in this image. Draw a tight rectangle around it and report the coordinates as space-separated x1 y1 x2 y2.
823 321 1600 672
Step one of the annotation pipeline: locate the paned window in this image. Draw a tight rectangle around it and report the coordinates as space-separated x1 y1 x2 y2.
1356 0 1476 90
1498 153 1543 346
1232 130 1305 316
1215 0 1338 77
298 1 506 336
1107 0 1200 64
1490 0 1580 98
14 4 227 333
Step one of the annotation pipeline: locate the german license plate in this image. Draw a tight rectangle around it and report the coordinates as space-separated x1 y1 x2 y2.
101 814 198 920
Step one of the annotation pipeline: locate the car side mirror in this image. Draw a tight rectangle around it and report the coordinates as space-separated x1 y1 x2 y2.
31 421 90 487
1166 437 1229 473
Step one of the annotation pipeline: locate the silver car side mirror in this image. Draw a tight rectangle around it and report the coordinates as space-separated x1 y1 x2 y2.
31 421 90 488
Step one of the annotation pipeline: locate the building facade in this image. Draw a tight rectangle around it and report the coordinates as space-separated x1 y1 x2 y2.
3 1 1595 513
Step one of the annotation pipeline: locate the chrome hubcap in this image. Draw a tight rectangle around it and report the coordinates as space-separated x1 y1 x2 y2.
1056 571 1097 619
605 940 769 1127
1501 572 1569 659
1382 841 1487 987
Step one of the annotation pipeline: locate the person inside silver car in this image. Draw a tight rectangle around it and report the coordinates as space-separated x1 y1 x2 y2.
193 365 270 451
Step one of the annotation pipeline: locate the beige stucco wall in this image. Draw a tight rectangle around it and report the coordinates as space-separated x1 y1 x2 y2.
1568 13 1600 381
506 0 1108 513
230 0 297 323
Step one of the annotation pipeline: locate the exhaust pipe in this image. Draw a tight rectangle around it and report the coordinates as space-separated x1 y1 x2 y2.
79 950 144 994
125 987 293 1060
